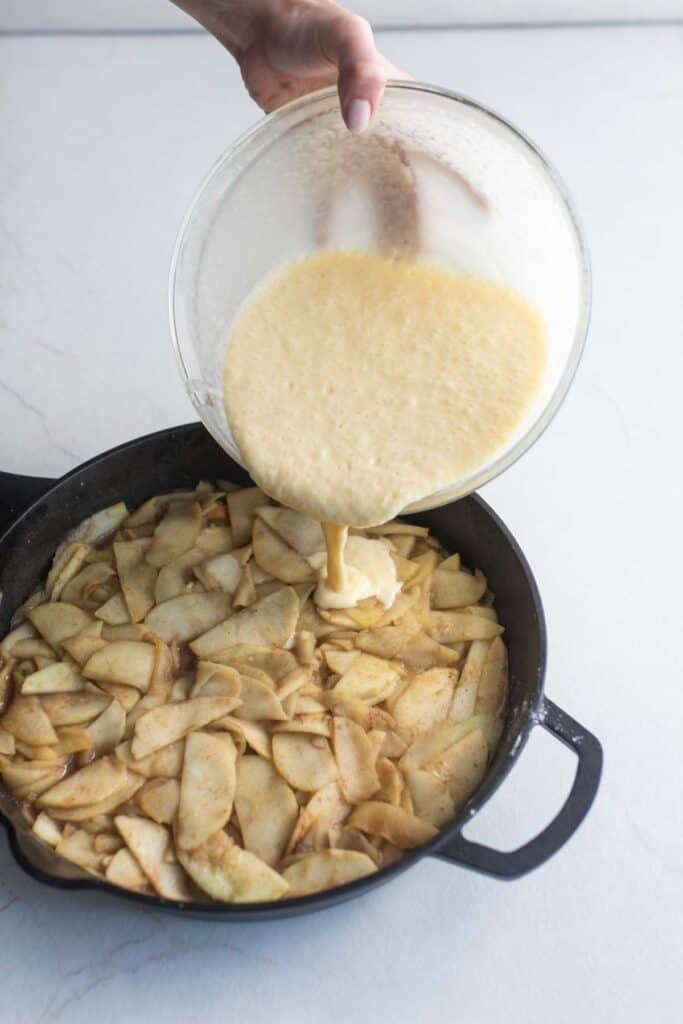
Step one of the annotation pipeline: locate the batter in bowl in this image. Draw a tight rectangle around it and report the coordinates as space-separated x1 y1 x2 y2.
223 249 547 606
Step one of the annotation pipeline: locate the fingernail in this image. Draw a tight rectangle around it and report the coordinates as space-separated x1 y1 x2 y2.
346 98 371 133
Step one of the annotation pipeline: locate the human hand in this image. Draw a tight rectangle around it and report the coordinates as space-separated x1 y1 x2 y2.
172 0 408 130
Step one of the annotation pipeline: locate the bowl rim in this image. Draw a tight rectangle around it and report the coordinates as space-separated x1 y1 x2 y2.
168 80 592 509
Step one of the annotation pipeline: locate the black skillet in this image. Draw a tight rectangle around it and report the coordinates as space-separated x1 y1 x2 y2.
0 423 602 920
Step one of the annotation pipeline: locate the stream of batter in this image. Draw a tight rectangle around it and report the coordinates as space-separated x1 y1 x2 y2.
223 249 547 609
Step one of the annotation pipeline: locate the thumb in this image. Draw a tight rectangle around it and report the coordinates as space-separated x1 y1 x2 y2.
317 13 390 131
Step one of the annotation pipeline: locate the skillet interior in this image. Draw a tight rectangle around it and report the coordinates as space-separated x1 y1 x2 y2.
0 424 545 918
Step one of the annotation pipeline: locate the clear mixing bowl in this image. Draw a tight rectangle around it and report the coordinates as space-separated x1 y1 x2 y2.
169 82 590 513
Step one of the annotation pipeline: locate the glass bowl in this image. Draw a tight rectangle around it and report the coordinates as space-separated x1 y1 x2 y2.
169 82 590 513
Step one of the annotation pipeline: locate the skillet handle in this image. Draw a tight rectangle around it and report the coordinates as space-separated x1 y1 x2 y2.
434 697 602 879
0 471 56 537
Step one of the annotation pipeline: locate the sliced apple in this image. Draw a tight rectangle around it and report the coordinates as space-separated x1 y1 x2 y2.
176 731 237 850
191 588 299 659
145 592 231 645
283 849 376 895
177 829 288 903
234 755 298 866
83 641 155 692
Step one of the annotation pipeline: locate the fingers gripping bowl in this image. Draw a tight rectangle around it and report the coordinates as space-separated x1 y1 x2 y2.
0 427 602 918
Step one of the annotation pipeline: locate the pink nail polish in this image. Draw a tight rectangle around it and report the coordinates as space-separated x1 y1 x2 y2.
346 98 371 133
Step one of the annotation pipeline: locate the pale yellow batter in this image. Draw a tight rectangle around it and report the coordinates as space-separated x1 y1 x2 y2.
223 249 547 539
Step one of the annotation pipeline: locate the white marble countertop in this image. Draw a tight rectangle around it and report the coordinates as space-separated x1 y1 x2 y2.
1 22 682 1024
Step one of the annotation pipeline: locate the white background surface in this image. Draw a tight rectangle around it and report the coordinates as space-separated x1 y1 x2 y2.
1 19 682 1024
3 0 683 30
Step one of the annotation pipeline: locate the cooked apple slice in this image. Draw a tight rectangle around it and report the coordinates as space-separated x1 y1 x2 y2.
87 699 126 755
286 781 350 854
282 849 376 895
114 540 158 622
136 777 180 825
192 551 243 595
115 815 193 900
233 676 286 722
328 825 381 865
83 641 155 692
390 552 421 584
256 506 324 556
124 490 200 529
0 755 66 791
403 768 455 827
177 829 288 902
28 602 93 650
62 631 108 666
464 605 498 622
392 667 458 735
49 769 144 822
375 757 402 806
190 661 241 701
333 653 400 706
319 691 395 733
1 622 37 659
97 681 140 713
232 663 274 688
275 665 314 701
145 592 231 645
450 639 490 720
60 562 118 611
176 731 237 850
0 727 15 755
449 678 479 724
40 691 111 726
146 501 202 568
234 755 298 866
94 593 130 625
105 847 149 890
1 696 58 745
38 756 127 809
191 588 299 659
332 716 380 804
428 610 503 643
403 550 439 592
131 696 238 759
474 636 508 716
54 726 92 755
432 567 487 609
21 662 84 695
154 548 205 603
347 801 438 848
73 502 128 545
55 828 103 874
272 733 337 791
46 543 91 601
252 518 316 584
11 637 56 660
212 645 298 683
232 564 257 609
323 648 361 675
211 717 271 759
426 728 489 811
227 487 269 547
32 810 63 846
115 739 184 778
271 715 330 737
399 714 501 771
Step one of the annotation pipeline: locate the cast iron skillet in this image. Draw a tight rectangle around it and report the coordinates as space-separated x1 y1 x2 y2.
0 424 602 920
